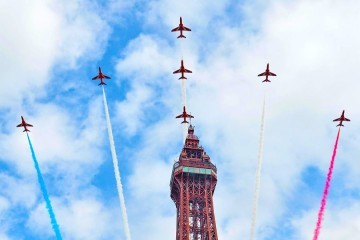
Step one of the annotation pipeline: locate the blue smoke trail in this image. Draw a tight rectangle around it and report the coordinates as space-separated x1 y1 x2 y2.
26 133 62 240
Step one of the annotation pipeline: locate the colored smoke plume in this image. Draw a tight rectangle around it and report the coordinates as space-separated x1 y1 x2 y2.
26 133 62 240
312 128 341 240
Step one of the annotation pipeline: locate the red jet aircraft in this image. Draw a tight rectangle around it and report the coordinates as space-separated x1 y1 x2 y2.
173 60 192 80
16 116 33 132
92 67 111 85
258 63 277 82
333 110 350 127
171 17 191 38
176 106 194 124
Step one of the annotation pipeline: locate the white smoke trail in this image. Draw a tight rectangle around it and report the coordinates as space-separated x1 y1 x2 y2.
102 87 132 240
181 78 187 142
181 78 187 108
250 94 266 240
179 38 188 143
180 37 184 60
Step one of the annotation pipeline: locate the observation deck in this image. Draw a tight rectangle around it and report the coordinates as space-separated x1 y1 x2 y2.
170 125 217 188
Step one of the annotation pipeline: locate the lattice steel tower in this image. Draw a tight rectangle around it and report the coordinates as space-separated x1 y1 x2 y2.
170 125 218 240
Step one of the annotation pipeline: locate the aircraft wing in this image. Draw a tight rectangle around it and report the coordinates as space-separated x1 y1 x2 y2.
176 114 184 118
258 72 266 76
269 72 277 76
184 68 192 73
16 123 23 127
344 118 350 121
171 27 180 32
173 69 181 74
92 75 99 80
26 123 33 127
333 118 341 121
186 114 194 118
104 75 111 79
183 26 191 31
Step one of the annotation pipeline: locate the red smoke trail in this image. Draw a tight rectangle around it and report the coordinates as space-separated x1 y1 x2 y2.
312 128 341 240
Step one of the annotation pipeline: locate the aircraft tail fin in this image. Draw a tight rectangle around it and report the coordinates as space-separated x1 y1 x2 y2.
262 79 271 83
179 76 187 80
177 34 186 38
98 82 107 86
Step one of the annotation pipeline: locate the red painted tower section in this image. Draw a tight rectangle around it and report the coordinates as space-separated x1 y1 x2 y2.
170 125 218 240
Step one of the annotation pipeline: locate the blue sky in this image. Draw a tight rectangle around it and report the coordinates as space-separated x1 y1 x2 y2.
1 0 360 239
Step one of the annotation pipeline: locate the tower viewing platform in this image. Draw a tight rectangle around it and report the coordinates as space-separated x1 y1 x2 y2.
170 125 217 186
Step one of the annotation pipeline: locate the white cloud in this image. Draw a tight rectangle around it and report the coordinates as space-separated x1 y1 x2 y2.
0 234 10 240
115 83 154 135
115 35 184 136
27 197 122 240
1 99 105 177
292 201 360 240
50 0 112 68
0 196 11 238
144 0 232 33
0 196 10 214
0 174 38 209
0 0 112 108
0 0 58 107
0 175 37 239
116 35 175 81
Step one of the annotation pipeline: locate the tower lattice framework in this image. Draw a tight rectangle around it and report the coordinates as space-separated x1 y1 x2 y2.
170 125 218 240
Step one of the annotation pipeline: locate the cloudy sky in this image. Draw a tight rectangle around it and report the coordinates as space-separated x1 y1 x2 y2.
1 0 360 239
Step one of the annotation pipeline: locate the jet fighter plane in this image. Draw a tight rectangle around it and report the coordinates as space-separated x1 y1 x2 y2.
333 110 350 127
92 67 111 85
173 60 192 80
176 106 194 124
258 63 277 82
171 17 191 38
16 116 33 132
